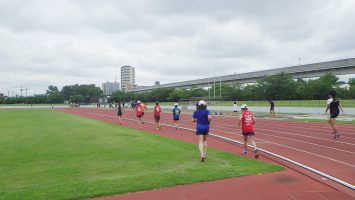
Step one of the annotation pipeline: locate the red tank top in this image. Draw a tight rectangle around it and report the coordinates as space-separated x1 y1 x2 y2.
242 111 254 132
154 106 161 116
136 104 143 116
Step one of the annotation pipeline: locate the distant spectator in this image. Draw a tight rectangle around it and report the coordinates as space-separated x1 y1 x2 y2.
233 101 238 116
269 99 275 116
326 90 344 138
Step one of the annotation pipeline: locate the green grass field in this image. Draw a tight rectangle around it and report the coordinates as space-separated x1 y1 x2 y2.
0 104 63 106
0 110 283 200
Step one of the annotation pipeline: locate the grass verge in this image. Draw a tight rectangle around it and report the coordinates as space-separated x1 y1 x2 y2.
0 110 283 200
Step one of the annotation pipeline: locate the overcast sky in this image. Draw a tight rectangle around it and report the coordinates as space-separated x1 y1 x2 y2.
0 0 355 95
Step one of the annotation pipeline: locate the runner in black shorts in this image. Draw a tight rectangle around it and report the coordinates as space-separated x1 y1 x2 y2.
326 90 344 138
153 101 162 130
117 102 123 125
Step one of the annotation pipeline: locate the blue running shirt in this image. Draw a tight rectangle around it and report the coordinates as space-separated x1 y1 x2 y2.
192 109 211 132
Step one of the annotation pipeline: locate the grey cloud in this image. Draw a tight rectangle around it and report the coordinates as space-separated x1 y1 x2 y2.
0 0 354 95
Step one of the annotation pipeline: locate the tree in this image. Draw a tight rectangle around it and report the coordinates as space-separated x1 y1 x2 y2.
46 85 63 103
348 78 355 99
257 72 297 100
70 94 84 104
61 84 102 103
305 73 338 99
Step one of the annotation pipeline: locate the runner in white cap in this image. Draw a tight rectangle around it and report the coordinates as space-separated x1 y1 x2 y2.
192 100 212 162
172 103 181 130
135 100 143 129
237 104 259 158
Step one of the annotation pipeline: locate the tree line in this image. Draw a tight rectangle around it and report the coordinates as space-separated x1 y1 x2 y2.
1 73 354 105
0 84 103 104
110 73 355 102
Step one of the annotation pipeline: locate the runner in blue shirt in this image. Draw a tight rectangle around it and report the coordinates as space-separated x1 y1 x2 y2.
192 100 212 162
172 103 181 130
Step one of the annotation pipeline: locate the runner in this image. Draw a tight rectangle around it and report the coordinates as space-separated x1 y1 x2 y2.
117 102 123 125
153 101 162 130
192 100 212 162
141 101 147 124
233 101 238 116
269 99 275 116
135 100 143 129
326 90 344 138
172 103 181 130
237 104 259 158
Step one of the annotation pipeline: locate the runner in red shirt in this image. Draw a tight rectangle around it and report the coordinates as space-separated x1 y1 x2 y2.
153 101 162 130
237 104 259 158
136 100 143 129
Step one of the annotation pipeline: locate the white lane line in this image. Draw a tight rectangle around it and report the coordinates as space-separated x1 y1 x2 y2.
210 128 355 168
208 121 355 146
210 117 355 139
211 115 355 134
168 114 355 140
209 127 355 155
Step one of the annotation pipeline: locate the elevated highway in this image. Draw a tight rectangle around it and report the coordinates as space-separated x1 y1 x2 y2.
133 58 355 92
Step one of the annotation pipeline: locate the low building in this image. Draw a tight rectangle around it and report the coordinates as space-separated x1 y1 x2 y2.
102 81 120 95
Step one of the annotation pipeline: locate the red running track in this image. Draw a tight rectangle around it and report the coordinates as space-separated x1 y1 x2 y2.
56 108 355 198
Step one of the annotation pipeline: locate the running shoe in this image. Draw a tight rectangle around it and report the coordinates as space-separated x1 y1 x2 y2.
254 149 259 159
200 155 205 162
242 149 247 155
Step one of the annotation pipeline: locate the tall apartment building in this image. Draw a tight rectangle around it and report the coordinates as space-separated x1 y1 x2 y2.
102 81 120 95
121 66 135 92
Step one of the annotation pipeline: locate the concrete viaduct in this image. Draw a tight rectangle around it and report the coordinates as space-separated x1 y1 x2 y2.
133 58 355 92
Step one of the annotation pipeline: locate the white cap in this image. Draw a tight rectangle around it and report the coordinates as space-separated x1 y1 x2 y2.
241 104 248 109
174 103 179 106
198 100 207 106
137 100 141 103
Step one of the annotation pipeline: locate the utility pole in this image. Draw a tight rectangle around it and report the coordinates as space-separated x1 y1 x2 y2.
213 65 216 99
114 66 117 83
219 72 222 98
25 88 28 97
20 86 23 96
208 72 211 99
